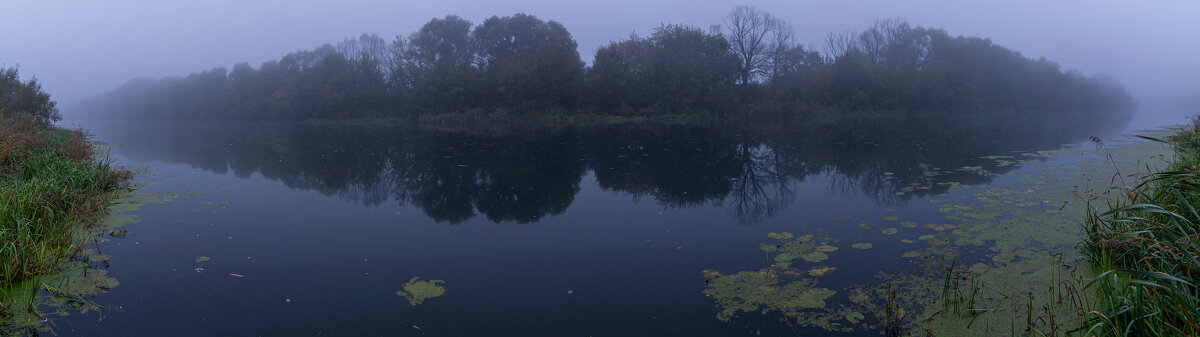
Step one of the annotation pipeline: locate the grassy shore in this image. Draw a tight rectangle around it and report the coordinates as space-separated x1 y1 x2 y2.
0 117 130 317
1080 119 1200 336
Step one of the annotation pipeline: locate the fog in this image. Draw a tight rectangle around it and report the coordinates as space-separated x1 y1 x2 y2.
2 0 1196 127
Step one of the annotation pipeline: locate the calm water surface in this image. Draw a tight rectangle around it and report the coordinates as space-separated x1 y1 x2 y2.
44 116 1126 336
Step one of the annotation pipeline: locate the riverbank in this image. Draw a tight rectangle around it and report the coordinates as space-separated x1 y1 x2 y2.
1080 119 1200 336
302 110 719 130
0 117 131 322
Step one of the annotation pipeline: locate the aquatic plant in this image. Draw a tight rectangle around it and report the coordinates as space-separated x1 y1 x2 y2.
706 232 876 329
0 117 133 332
396 277 446 306
702 270 836 322
759 232 838 269
1077 124 1200 337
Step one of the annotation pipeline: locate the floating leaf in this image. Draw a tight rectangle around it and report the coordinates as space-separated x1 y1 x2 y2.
881 228 898 235
801 252 829 263
845 311 865 323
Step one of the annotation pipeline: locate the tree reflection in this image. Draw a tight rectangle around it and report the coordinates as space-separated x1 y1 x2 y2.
94 113 1125 225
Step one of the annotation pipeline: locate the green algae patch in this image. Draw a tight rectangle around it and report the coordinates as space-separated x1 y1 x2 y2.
396 277 446 306
702 270 835 322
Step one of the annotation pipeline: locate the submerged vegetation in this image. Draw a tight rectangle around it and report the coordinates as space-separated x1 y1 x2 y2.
1079 120 1200 336
86 6 1132 127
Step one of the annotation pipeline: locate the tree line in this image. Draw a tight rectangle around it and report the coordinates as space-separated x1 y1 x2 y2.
86 7 1134 122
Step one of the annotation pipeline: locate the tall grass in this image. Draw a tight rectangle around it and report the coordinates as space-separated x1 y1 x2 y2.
0 117 130 315
1079 119 1200 336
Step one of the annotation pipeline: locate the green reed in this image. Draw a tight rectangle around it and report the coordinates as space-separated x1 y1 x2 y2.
0 117 130 318
1078 121 1200 336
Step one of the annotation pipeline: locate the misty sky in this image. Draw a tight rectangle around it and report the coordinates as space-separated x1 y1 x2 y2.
2 0 1197 126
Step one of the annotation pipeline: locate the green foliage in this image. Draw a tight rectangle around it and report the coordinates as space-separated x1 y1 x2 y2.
474 13 584 111
396 15 479 114
0 66 60 125
0 118 130 321
1079 122 1200 336
87 9 1133 124
587 24 739 114
770 20 1135 119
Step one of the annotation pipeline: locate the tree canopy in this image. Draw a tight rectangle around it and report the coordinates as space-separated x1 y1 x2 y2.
0 66 60 125
86 8 1134 124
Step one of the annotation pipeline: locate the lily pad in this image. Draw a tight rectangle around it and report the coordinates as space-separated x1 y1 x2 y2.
851 243 873 250
763 233 837 264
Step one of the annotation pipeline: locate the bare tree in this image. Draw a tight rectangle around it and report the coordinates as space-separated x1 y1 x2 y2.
766 19 795 80
857 18 906 64
823 30 858 61
724 5 791 84
337 34 395 76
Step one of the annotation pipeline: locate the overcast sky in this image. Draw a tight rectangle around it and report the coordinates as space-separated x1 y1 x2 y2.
2 0 1197 127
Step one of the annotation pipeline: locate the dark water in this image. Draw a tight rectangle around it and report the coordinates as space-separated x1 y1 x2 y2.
43 115 1123 336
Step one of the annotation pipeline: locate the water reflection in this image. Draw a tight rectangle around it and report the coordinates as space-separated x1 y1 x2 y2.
93 114 1125 224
